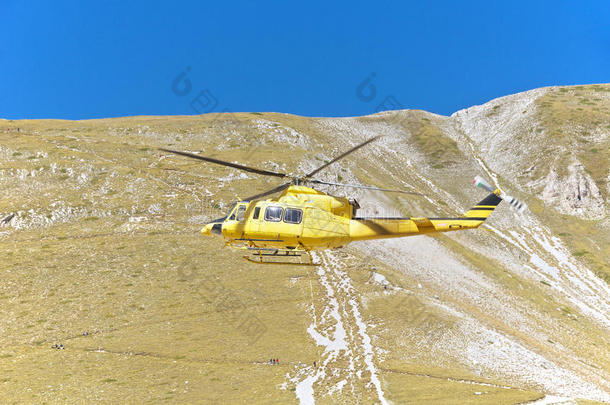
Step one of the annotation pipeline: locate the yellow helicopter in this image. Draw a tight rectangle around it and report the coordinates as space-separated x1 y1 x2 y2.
161 136 525 265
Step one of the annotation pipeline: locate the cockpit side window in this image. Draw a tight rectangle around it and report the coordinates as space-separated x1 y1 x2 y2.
228 203 244 221
264 206 283 222
253 206 261 220
235 205 247 222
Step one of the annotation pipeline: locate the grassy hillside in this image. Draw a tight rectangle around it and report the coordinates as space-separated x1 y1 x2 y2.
0 84 608 403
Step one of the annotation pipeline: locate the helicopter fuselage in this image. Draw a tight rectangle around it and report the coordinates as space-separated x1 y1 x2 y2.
160 139 517 265
201 185 501 252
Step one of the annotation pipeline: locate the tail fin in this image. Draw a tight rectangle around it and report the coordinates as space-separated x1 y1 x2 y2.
463 192 503 220
425 191 502 232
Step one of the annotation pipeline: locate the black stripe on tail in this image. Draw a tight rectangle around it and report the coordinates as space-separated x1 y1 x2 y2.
476 193 502 207
463 192 502 219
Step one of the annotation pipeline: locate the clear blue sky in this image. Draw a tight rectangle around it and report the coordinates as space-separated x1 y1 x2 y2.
1 1 608 120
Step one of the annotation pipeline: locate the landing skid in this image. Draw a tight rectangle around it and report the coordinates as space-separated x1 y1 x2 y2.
243 248 320 266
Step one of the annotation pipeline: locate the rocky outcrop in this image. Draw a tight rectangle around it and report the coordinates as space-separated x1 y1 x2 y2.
539 160 605 220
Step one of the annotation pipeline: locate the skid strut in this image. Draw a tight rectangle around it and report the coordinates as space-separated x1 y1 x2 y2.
243 249 319 266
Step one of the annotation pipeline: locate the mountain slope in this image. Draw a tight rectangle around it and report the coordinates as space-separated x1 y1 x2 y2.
0 84 608 404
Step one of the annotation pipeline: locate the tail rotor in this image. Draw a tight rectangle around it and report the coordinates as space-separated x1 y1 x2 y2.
473 175 527 213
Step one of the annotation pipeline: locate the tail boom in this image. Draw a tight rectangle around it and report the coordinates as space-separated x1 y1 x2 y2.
348 191 503 242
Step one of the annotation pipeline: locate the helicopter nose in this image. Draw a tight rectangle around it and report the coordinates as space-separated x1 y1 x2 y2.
201 223 214 236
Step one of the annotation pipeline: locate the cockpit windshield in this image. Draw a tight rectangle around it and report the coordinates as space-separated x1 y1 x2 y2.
206 203 236 224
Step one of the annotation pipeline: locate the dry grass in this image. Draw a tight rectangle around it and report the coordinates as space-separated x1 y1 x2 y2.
1 89 608 403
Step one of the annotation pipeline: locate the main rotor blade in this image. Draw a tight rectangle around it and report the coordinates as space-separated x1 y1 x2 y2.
308 179 425 195
305 136 381 178
242 182 292 201
160 148 289 178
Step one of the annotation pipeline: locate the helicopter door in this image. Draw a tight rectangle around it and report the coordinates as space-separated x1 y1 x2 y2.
244 204 262 235
224 203 247 238
279 207 303 246
257 205 283 240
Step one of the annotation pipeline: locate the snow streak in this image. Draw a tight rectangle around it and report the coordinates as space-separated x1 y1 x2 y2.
289 251 387 404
